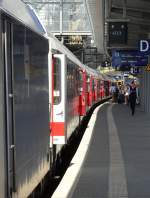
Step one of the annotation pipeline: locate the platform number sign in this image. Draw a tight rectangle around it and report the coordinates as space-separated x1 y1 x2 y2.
139 40 150 55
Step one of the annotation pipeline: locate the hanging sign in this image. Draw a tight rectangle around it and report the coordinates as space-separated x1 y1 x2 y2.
109 22 128 45
112 49 148 67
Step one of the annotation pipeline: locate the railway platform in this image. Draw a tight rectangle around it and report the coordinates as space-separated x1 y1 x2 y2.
52 101 150 198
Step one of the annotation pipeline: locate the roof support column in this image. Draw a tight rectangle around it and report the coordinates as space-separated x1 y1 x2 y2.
104 0 110 58
122 0 127 18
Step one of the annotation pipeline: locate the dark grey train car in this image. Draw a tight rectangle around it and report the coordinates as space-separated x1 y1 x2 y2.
0 0 49 197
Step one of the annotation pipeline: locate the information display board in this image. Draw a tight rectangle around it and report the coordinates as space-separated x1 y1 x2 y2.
112 49 148 67
109 22 128 45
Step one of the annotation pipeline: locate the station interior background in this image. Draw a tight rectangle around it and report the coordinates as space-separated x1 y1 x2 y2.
23 0 150 114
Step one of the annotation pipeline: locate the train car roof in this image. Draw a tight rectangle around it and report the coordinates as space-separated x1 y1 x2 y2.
49 35 86 71
0 0 46 36
101 73 116 82
85 66 99 77
85 66 115 81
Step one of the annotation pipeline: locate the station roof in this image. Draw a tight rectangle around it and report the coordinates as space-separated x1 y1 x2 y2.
23 0 92 35
22 0 150 62
86 0 150 54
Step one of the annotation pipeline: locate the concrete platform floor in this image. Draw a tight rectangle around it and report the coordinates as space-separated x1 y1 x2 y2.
52 102 150 198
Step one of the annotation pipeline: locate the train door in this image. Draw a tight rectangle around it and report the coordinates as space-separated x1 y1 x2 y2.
97 80 101 99
3 19 16 197
93 78 97 102
0 15 7 198
79 70 86 116
100 80 104 99
51 54 66 145
95 79 98 102
85 73 89 111
86 75 91 107
91 76 95 104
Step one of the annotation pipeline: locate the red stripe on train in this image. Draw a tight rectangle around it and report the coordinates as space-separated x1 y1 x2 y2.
50 122 65 136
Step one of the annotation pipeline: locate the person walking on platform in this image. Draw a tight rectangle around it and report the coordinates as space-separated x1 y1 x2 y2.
117 85 125 104
129 81 137 116
124 85 130 105
110 83 117 102
110 83 119 103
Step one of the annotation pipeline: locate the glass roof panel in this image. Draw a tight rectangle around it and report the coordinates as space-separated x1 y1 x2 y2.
23 0 92 34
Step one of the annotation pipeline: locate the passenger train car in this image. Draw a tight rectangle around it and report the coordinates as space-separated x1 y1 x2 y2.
0 1 49 197
0 0 112 197
49 36 86 146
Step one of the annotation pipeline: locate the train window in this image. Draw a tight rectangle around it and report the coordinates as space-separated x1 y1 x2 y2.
98 80 100 90
87 76 90 92
85 76 88 92
67 59 76 100
92 79 95 91
13 22 48 102
78 69 80 94
79 71 83 93
75 68 79 96
54 58 61 104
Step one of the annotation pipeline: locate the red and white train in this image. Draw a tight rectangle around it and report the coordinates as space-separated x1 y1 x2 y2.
49 36 112 160
0 1 112 197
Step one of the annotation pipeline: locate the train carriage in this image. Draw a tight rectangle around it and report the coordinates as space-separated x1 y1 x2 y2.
49 36 86 162
0 1 49 197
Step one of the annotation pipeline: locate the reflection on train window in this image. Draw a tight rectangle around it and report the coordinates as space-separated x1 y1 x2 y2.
67 59 78 101
85 76 88 92
87 76 90 92
92 79 95 91
54 57 61 104
13 22 48 103
79 71 83 93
